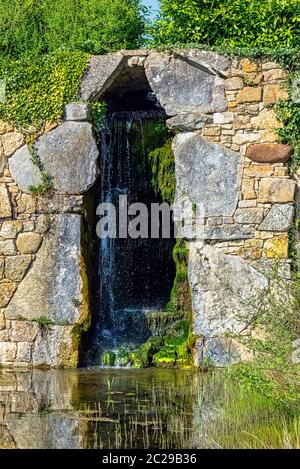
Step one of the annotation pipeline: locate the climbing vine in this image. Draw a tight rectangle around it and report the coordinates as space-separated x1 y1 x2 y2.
0 50 89 133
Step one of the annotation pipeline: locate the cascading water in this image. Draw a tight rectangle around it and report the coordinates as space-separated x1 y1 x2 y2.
87 110 175 366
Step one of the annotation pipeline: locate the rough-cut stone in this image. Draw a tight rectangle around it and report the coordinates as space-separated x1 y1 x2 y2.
5 214 82 324
0 258 4 279
204 224 255 240
264 235 289 258
232 131 259 145
263 85 288 104
17 194 36 215
259 178 295 203
0 239 16 256
247 143 292 163
0 221 22 239
5 255 32 282
258 204 294 232
145 51 228 115
213 112 234 124
166 113 212 131
225 77 244 91
0 121 13 134
0 132 23 157
10 122 98 194
241 58 257 73
189 243 268 364
0 185 12 218
64 102 91 121
16 233 42 254
195 336 253 367
35 214 51 234
0 153 6 174
251 109 282 131
32 326 76 367
9 320 39 342
173 133 242 217
236 87 262 103
0 342 17 364
0 282 16 307
16 342 32 363
234 208 264 224
80 53 126 100
8 147 42 194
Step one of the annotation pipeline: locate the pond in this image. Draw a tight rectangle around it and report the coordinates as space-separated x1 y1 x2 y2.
0 368 297 449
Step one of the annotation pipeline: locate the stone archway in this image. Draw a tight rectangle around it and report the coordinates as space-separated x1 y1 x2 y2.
0 49 295 367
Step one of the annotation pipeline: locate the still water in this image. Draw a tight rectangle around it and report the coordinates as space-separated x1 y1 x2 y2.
0 368 297 449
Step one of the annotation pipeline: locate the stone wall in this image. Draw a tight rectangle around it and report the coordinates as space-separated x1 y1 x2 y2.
0 49 296 367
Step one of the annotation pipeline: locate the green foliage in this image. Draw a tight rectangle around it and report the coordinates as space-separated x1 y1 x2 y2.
102 351 116 367
272 72 300 174
0 0 146 61
148 139 176 205
0 50 88 132
149 0 300 48
32 316 54 332
90 101 107 133
230 267 300 410
27 144 54 195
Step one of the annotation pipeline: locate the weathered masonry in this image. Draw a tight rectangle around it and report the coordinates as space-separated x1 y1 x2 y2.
0 49 296 368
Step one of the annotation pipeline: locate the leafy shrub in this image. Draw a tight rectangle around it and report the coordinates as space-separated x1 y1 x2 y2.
0 50 88 132
0 0 146 61
149 0 300 48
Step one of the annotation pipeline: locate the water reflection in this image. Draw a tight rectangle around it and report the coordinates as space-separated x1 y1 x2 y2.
0 368 294 449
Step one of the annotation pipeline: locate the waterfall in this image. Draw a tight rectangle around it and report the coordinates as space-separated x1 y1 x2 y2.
90 111 175 366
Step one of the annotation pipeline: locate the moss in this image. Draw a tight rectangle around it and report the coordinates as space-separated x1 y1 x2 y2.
130 337 163 368
71 193 94 366
148 139 176 205
102 351 116 367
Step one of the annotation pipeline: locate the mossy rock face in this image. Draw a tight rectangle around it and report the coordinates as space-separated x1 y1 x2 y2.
130 337 162 368
117 351 130 367
102 351 116 367
153 349 176 366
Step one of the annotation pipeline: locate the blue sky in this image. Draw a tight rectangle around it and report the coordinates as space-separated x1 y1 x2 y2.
142 0 159 17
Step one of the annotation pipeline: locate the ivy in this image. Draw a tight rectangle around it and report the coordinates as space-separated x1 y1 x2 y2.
0 50 89 133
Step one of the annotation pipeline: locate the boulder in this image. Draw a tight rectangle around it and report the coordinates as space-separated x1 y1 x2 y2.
64 102 91 121
80 53 126 100
32 325 76 367
247 143 292 163
145 51 228 116
189 243 268 364
5 214 82 324
9 122 98 194
173 133 242 218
